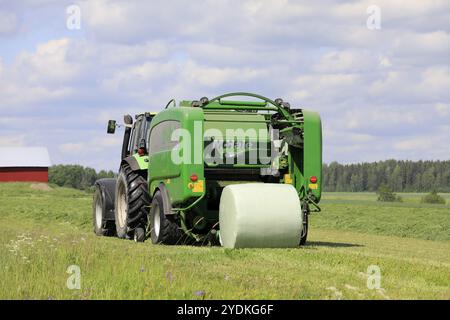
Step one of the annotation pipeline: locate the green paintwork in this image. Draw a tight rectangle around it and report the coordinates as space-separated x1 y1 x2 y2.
132 153 149 170
218 100 268 107
204 112 268 138
147 106 205 206
203 102 278 112
302 110 322 201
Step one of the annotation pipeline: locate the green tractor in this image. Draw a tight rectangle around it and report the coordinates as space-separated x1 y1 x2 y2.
93 92 322 248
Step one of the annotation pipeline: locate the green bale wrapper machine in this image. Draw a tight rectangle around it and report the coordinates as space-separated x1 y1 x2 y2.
93 92 322 248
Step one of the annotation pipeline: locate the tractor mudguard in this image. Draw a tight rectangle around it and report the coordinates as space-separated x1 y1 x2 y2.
154 183 175 215
94 178 117 220
122 154 149 171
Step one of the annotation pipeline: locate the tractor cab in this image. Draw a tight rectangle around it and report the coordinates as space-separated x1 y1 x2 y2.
126 113 155 158
107 112 156 171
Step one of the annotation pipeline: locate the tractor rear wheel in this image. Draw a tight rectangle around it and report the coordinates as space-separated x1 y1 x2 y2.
114 164 150 239
93 186 115 236
149 190 183 245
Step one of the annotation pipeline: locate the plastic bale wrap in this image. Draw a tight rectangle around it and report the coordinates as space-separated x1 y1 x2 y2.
219 183 302 248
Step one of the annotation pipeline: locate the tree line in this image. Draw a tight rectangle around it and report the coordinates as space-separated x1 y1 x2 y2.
323 160 450 192
49 160 450 193
49 165 115 190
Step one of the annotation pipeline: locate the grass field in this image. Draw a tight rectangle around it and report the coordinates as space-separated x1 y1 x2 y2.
0 183 449 300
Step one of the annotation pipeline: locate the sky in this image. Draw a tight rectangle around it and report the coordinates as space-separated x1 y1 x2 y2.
0 0 449 171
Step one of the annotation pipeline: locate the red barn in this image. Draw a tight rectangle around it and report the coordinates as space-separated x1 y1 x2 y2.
0 147 51 183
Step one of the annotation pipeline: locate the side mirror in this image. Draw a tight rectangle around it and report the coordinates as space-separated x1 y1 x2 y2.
107 120 117 134
124 114 133 125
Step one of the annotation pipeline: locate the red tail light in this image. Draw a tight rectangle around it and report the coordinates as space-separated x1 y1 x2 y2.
310 176 318 183
190 174 198 182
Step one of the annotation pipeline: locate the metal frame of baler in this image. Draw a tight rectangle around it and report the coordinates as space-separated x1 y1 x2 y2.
161 92 321 244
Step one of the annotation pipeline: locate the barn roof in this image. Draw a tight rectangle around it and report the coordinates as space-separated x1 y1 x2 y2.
0 147 51 168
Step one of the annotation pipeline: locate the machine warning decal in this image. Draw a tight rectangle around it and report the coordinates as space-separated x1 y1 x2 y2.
284 174 293 184
192 180 204 193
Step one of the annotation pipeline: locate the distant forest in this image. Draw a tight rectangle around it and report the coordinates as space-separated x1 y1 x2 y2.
49 165 115 190
49 160 450 192
323 160 450 192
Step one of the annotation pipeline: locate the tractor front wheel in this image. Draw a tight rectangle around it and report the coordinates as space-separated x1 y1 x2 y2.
114 164 150 239
149 190 183 245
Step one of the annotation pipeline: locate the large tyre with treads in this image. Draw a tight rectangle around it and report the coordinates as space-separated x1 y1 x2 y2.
149 190 184 245
114 163 150 239
93 181 116 237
